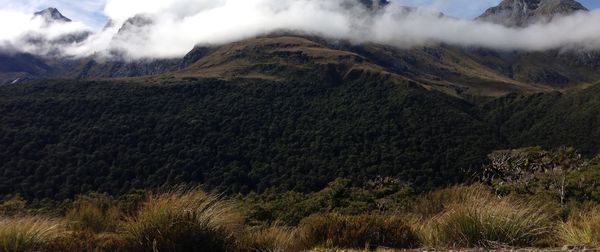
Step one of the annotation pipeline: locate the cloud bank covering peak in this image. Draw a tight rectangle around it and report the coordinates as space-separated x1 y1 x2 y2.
1 0 600 59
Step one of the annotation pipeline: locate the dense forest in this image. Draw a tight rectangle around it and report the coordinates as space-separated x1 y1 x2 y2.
0 72 502 199
0 71 599 199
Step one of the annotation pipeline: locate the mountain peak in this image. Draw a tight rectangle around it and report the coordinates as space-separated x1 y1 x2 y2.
359 0 390 9
477 0 587 27
33 7 71 23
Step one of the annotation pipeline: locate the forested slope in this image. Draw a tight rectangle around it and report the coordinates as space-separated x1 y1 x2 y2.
0 71 501 199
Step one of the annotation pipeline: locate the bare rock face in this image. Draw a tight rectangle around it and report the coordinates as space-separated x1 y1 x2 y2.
33 7 71 23
477 0 587 27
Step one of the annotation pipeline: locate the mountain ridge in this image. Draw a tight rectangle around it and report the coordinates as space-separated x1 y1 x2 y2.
477 0 588 27
2 2 599 97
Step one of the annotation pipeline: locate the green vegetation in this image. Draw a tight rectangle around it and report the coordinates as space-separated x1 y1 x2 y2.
1 147 600 250
0 75 499 199
3 68 600 201
3 57 600 250
482 84 600 155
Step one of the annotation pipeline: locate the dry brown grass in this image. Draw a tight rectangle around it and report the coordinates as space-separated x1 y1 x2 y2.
415 185 555 248
0 216 65 252
242 224 302 252
560 209 600 246
120 188 245 252
65 194 122 233
298 213 419 250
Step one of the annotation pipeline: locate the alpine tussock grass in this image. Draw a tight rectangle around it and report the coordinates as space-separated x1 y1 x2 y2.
121 188 244 252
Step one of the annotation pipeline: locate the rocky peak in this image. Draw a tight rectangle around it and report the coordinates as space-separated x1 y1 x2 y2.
117 15 154 35
359 0 390 9
33 7 71 23
340 0 390 11
477 0 588 27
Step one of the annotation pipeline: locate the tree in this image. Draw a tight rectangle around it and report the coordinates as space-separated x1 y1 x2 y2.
482 147 584 206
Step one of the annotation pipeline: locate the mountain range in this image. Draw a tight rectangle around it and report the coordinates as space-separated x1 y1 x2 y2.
1 0 597 98
1 0 600 198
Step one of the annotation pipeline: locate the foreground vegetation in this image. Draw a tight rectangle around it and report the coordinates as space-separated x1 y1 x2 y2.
1 147 600 251
1 184 600 251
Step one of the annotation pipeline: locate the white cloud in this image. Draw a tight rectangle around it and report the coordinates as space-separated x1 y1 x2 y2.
2 0 600 59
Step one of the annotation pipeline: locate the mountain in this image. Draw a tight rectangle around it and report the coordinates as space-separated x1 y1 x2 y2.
2 1 600 199
0 52 54 85
3 35 600 198
115 14 154 36
165 35 600 97
33 7 72 23
3 3 599 96
477 0 588 27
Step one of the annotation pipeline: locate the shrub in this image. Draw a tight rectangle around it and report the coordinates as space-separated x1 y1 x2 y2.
0 195 27 216
0 216 64 252
65 193 122 233
299 213 419 249
121 188 244 252
560 210 600 245
417 186 555 248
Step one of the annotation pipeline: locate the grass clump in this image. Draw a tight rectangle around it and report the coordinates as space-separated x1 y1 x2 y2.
560 209 600 245
121 188 244 252
299 213 419 249
65 193 122 233
0 216 64 252
243 225 300 252
417 185 555 248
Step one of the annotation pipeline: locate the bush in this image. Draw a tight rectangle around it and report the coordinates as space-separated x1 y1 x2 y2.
0 195 27 216
418 186 555 248
121 188 244 252
560 209 600 245
0 216 64 252
299 213 419 249
65 193 122 233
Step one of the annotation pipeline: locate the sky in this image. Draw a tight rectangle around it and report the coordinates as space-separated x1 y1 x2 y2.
0 0 598 29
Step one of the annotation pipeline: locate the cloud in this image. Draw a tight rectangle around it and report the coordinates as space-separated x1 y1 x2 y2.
0 0 107 28
0 7 91 56
2 0 600 59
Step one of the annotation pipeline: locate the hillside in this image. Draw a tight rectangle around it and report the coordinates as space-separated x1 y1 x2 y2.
483 81 600 154
5 33 600 98
0 67 504 198
2 33 600 199
134 34 600 98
